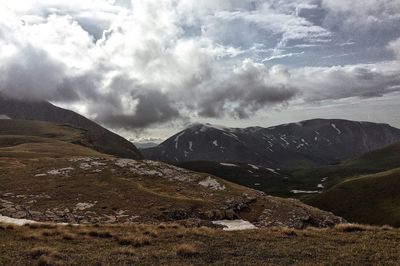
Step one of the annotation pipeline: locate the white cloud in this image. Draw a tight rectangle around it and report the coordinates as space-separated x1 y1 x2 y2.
0 0 399 133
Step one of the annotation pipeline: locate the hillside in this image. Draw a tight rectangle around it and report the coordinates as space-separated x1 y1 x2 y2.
0 96 142 159
0 119 344 229
304 168 400 227
142 119 400 168
175 137 400 198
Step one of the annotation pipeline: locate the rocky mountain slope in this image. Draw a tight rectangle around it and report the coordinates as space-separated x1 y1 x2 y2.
142 119 400 168
0 119 344 229
0 96 142 159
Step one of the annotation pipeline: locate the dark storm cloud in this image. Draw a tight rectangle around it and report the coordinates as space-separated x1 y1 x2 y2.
0 43 77 101
195 60 298 118
83 76 181 130
1 0 400 133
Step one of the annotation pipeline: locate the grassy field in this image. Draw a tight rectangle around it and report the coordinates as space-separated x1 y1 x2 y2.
1 222 400 265
304 168 400 227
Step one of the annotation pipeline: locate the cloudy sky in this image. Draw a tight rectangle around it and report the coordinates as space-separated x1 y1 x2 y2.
1 0 400 142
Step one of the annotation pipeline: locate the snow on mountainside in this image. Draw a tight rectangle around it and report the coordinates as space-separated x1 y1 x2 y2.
142 119 400 168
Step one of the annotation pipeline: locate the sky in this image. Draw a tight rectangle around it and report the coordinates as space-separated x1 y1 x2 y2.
0 0 400 143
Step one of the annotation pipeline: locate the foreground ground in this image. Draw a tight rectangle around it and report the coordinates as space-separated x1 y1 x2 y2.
1 222 399 265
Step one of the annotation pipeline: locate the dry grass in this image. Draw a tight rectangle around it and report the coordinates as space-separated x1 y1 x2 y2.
1 222 400 265
334 223 374 232
280 227 298 236
87 230 113 239
26 223 57 230
111 247 136 256
61 233 76 241
29 246 66 265
117 235 151 247
37 255 65 266
176 244 199 258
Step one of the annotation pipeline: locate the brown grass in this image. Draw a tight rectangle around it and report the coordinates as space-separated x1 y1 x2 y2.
176 244 199 258
117 235 151 247
61 233 76 241
111 247 136 256
87 230 113 238
37 255 65 266
1 223 400 265
334 223 373 232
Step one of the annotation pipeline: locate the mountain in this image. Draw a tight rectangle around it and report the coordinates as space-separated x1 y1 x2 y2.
142 119 400 168
0 96 142 159
0 119 344 229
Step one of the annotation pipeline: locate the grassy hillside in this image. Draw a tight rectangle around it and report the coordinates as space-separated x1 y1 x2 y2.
344 141 400 170
0 119 344 228
305 168 400 227
1 222 399 265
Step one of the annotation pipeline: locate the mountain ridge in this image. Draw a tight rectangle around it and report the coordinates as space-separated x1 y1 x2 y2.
0 95 142 159
142 119 400 168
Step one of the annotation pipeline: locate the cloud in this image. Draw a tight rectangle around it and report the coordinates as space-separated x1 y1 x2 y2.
290 62 400 101
388 37 400 58
0 0 399 133
194 59 298 118
263 51 305 62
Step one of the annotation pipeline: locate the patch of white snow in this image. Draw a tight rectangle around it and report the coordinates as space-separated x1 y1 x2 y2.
331 123 342 134
220 163 238 167
0 215 36 226
212 220 257 231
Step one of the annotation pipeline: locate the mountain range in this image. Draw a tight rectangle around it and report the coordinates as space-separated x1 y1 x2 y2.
142 119 400 168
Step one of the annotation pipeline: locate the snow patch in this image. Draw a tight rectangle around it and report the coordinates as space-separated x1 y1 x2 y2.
212 220 257 231
0 114 11 120
0 215 36 226
188 141 194 151
248 164 259 170
331 123 342 134
266 168 279 175
174 132 185 149
220 163 238 167
291 190 320 194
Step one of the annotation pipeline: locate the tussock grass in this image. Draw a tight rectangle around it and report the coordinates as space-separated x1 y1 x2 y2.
143 229 159 238
176 244 199 258
87 230 113 238
157 223 167 229
37 255 65 266
1 223 399 265
334 223 373 232
29 247 60 259
280 227 298 236
117 235 151 247
111 247 136 256
61 233 76 241
41 230 61 237
26 223 57 230
20 232 42 241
